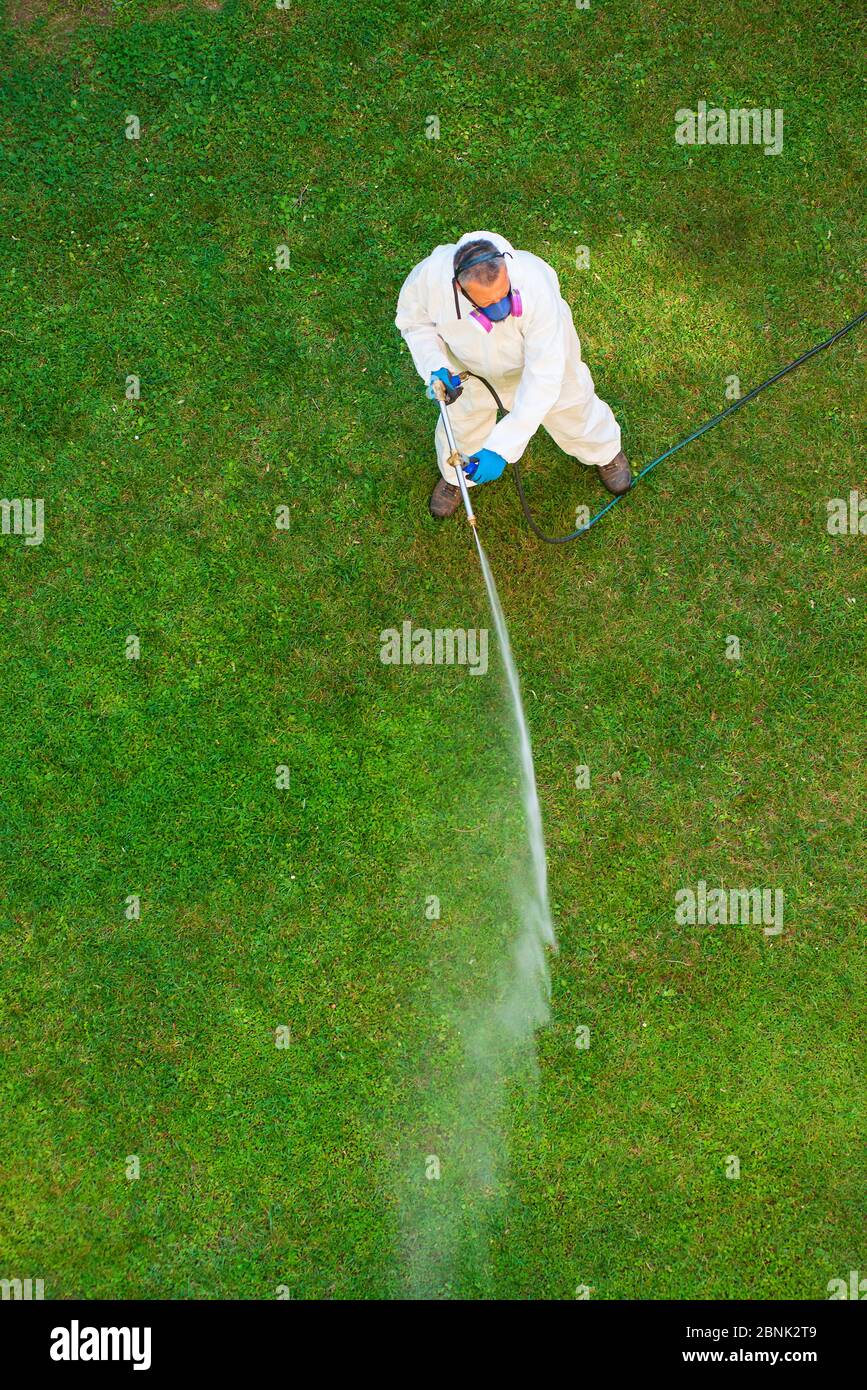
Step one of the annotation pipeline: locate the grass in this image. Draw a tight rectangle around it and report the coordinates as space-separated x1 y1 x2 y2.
0 0 864 1299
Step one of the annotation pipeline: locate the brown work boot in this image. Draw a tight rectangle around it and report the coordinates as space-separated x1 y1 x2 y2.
597 450 632 495
429 477 462 519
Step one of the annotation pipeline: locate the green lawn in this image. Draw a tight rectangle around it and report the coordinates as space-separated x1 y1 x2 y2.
0 0 864 1299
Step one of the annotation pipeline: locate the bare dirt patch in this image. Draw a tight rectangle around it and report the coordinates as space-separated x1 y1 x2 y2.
4 0 225 43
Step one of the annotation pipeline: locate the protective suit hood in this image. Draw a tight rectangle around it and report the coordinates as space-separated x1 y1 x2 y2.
453 230 516 258
425 231 518 290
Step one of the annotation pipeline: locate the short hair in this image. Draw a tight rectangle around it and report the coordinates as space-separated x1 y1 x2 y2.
454 238 505 288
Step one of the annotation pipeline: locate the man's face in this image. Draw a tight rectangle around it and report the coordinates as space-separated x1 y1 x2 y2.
462 262 511 308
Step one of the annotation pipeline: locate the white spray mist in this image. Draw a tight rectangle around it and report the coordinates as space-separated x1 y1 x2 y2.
402 534 557 1297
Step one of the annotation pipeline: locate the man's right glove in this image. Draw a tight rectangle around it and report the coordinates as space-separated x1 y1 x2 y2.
426 367 463 404
464 448 507 484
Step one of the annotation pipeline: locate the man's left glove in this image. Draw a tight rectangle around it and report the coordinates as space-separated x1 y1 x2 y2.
426 367 463 404
464 448 507 484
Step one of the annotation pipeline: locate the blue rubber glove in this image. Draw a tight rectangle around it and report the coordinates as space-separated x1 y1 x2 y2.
464 447 507 484
426 367 463 404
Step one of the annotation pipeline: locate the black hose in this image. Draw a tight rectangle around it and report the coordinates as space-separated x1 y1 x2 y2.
467 308 866 544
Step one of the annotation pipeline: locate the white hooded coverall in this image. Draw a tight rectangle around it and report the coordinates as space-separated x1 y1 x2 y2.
395 230 621 486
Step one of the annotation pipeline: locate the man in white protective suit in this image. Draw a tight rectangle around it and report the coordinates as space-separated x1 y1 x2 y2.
395 230 631 518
